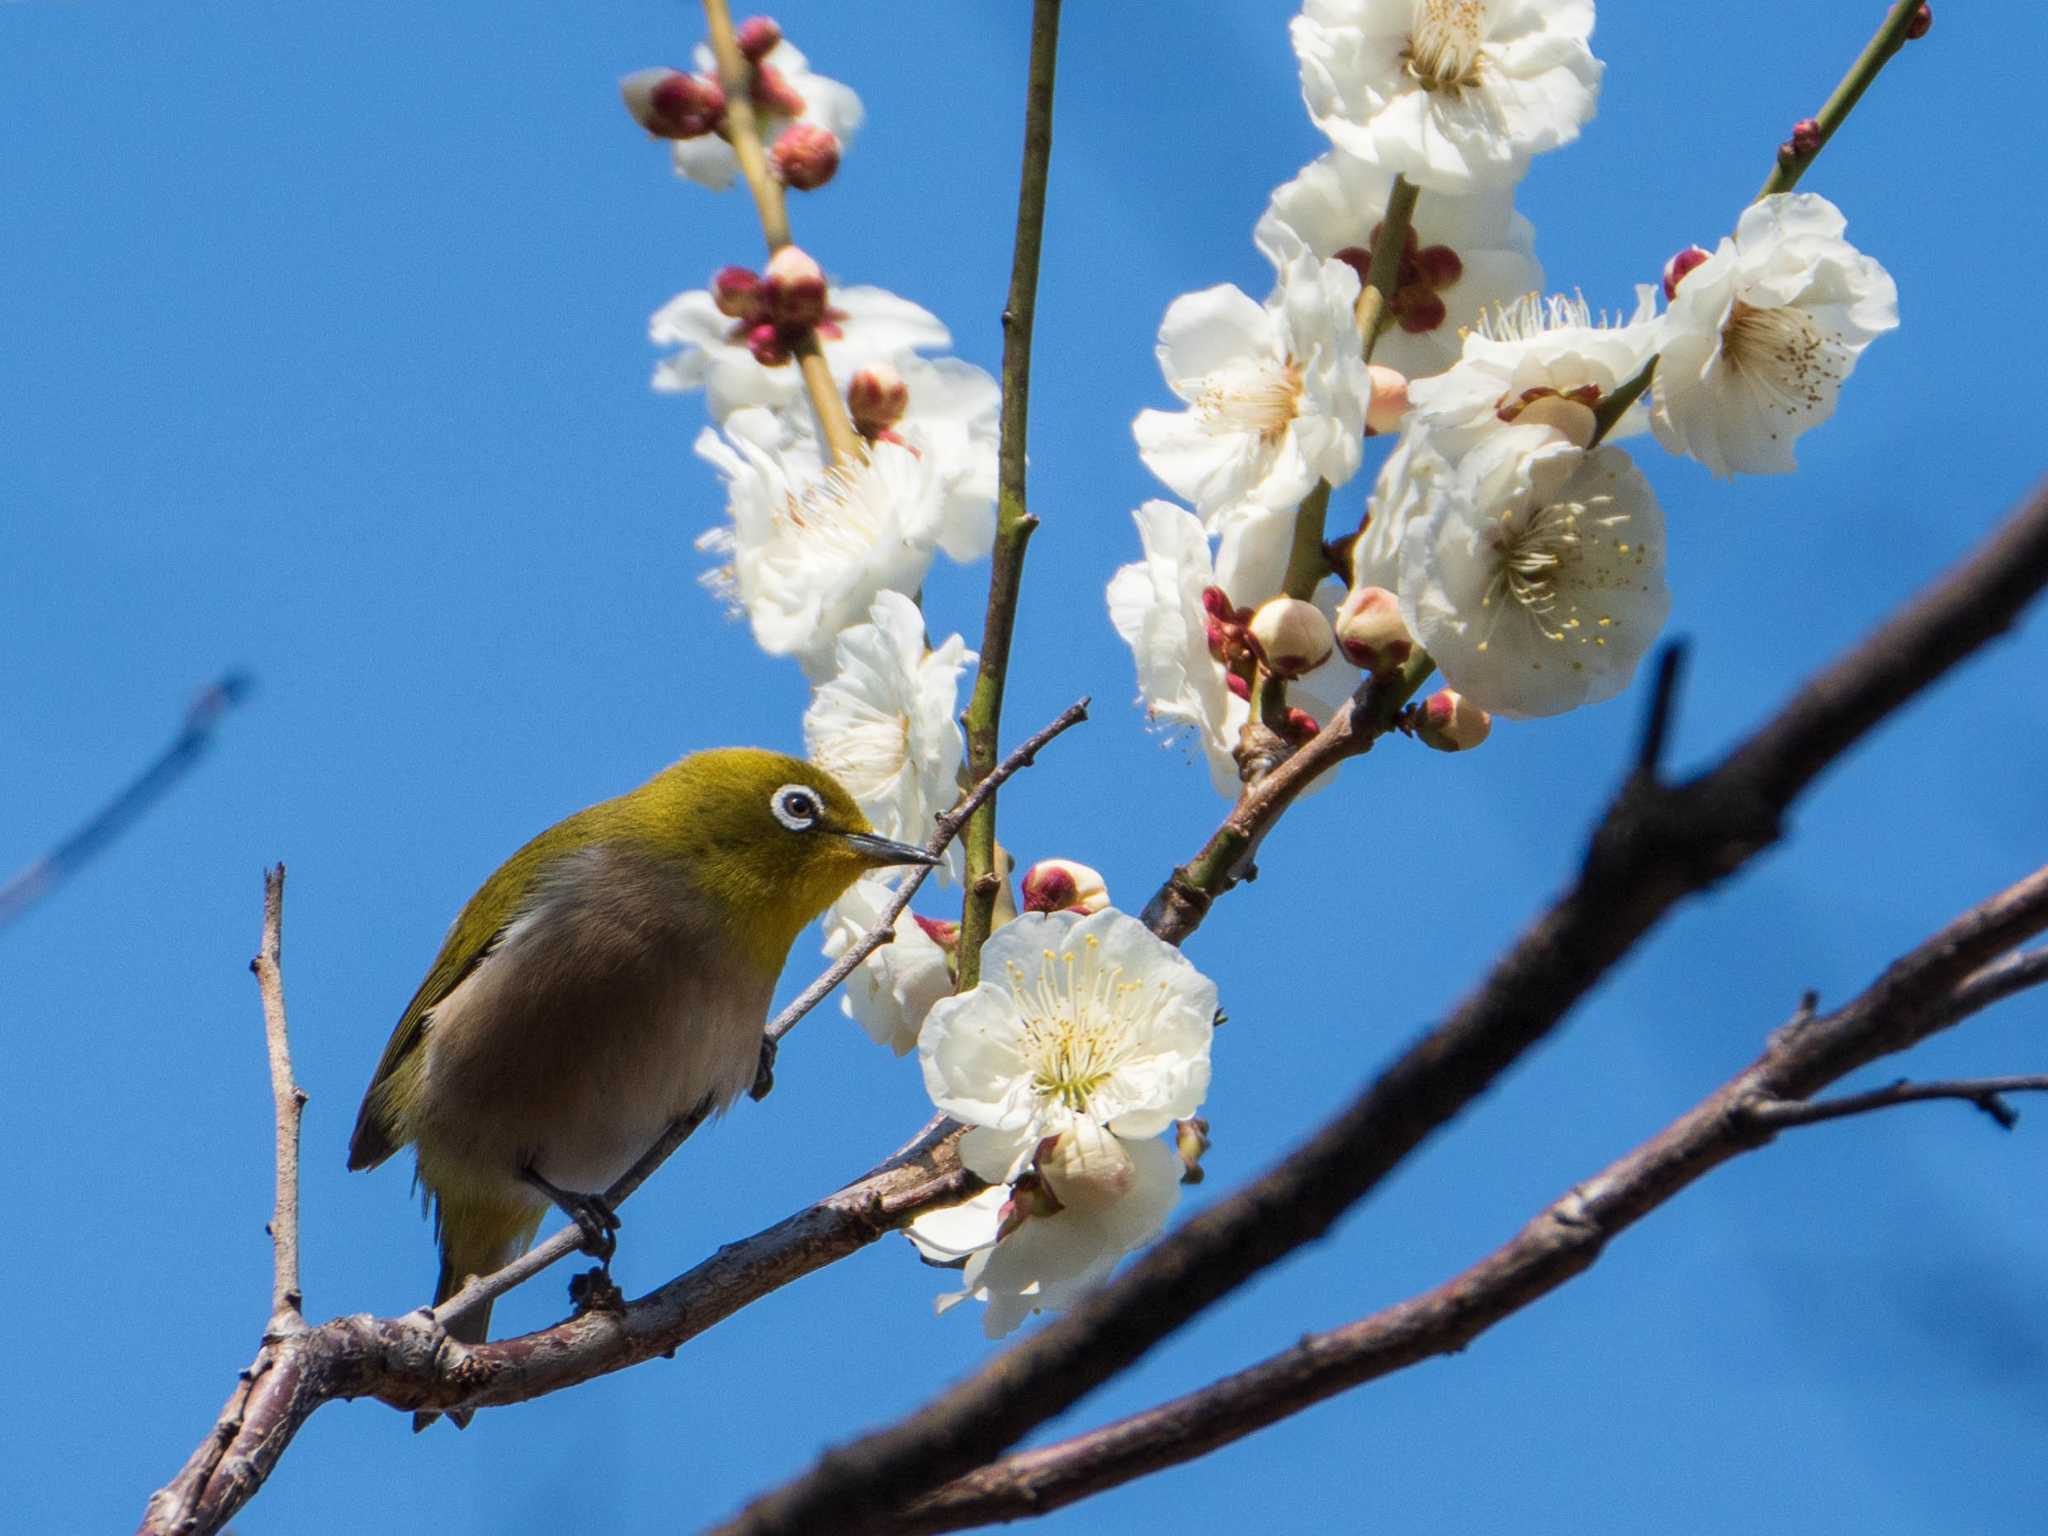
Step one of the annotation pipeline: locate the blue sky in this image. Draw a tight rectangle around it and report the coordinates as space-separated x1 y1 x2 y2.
6 3 2047 1532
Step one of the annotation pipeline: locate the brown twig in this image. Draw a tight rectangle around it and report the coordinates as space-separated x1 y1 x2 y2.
897 873 2048 1530
709 480 2048 1536
139 1119 979 1536
1747 1075 2048 1131
252 865 306 1332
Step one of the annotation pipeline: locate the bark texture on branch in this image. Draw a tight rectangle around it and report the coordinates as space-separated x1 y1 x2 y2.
713 481 2048 1536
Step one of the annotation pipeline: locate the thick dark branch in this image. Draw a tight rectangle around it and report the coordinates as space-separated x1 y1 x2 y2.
898 870 2048 1531
713 480 2048 1536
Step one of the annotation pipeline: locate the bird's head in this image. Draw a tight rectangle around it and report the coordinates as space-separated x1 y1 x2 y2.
626 748 937 970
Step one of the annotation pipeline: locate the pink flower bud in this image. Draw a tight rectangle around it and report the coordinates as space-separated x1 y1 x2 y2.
762 245 828 328
1334 585 1412 673
1020 859 1110 916
1199 585 1237 622
912 913 960 952
1365 364 1409 436
847 363 910 438
1416 689 1491 753
1905 4 1932 39
735 15 784 61
1661 246 1711 300
1413 243 1463 290
744 322 790 366
1225 670 1250 701
620 69 725 140
711 264 763 319
749 60 807 118
1788 117 1823 157
771 121 841 190
1249 596 1333 679
1281 707 1320 744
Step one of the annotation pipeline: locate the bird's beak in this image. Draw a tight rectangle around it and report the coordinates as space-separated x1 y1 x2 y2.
842 831 941 869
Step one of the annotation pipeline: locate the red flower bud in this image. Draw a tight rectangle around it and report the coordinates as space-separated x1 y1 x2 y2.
744 322 791 366
735 15 783 61
771 121 841 191
1394 285 1448 335
712 265 763 319
847 363 909 438
1905 4 1932 39
620 69 725 140
762 245 828 328
1661 245 1711 301
1413 243 1463 290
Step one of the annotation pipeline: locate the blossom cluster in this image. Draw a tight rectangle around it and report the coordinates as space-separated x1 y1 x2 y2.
631 15 1219 1335
1113 0 1899 772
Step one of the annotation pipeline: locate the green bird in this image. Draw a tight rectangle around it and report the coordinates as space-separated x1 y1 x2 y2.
347 749 935 1428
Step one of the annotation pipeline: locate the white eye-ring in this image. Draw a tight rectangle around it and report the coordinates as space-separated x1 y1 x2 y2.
770 784 823 831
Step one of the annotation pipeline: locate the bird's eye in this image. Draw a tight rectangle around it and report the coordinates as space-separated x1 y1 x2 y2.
770 784 822 831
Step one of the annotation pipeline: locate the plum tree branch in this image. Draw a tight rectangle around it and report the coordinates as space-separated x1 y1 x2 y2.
896 876 2048 1529
710 477 2048 1536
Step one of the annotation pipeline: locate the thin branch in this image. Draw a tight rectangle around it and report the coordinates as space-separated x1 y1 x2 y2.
0 672 251 930
1757 0 1930 198
955 0 1060 989
896 870 2048 1531
1748 1075 2048 1132
768 696 1088 1048
710 480 2048 1536
252 866 306 1332
700 0 860 465
1141 650 1436 944
140 1117 980 1536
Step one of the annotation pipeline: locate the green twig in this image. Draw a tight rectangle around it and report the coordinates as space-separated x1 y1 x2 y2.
955 0 1060 991
1756 0 1928 198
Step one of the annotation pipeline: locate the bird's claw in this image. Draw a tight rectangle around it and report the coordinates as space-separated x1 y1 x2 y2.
521 1166 622 1265
750 1036 778 1101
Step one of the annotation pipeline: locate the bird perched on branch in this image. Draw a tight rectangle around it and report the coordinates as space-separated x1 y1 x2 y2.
346 749 935 1428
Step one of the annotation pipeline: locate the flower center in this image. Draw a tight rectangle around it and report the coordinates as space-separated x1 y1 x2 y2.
1476 492 1628 649
1005 936 1155 1117
1193 358 1304 444
1406 0 1486 92
1720 300 1840 415
780 463 882 558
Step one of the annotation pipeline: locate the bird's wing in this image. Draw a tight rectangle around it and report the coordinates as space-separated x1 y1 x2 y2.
344 834 571 1172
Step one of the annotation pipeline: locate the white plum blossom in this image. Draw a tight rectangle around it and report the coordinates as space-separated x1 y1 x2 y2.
670 38 862 191
920 908 1215 1183
714 355 999 563
1292 0 1601 193
652 282 951 422
912 908 1214 1336
910 1134 1185 1338
1133 254 1370 524
1349 425 1454 594
694 430 945 678
1107 502 1360 797
1407 289 1662 461
823 876 955 1055
803 590 974 874
1398 423 1670 717
1651 192 1899 477
1257 150 1542 380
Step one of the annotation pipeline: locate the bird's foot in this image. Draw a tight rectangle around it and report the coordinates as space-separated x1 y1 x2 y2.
521 1165 622 1265
750 1035 778 1101
568 1266 625 1316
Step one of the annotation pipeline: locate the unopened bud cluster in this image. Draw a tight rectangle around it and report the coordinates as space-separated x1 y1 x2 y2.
620 15 843 191
848 362 910 440
710 246 841 366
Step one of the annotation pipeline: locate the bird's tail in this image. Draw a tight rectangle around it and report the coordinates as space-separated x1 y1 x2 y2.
415 1195 544 1432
